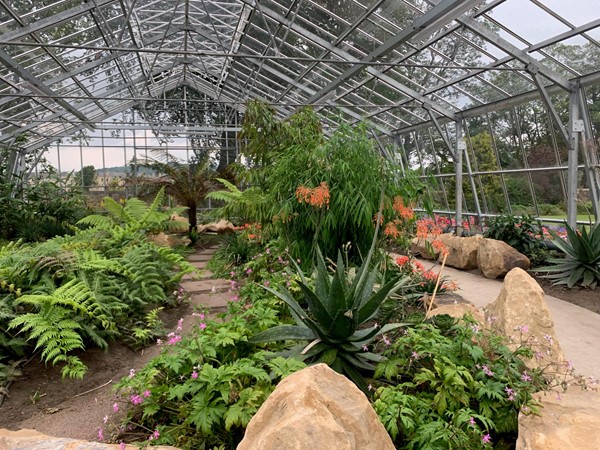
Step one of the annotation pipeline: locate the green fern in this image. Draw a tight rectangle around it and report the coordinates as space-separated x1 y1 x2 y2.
78 187 187 234
9 301 86 378
207 178 267 223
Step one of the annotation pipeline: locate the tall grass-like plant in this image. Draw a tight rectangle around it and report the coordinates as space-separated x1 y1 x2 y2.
537 222 600 288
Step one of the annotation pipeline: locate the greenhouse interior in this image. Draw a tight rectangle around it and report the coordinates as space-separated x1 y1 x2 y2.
1 0 600 449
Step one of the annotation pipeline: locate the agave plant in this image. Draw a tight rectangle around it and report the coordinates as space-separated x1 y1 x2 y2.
538 222 600 289
250 240 410 392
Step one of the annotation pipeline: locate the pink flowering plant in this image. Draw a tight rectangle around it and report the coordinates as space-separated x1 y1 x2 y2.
372 317 549 449
114 299 305 448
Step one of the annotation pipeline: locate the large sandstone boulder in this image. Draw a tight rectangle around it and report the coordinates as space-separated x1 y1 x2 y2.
237 364 395 450
444 235 483 270
0 428 178 449
516 389 600 450
149 232 190 248
478 238 530 279
197 220 235 234
484 268 564 370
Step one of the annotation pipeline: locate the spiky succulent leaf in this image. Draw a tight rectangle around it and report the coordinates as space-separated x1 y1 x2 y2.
249 325 315 343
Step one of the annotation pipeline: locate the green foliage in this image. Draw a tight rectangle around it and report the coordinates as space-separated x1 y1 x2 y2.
537 222 600 289
373 320 545 449
78 187 187 235
0 197 196 380
115 301 305 448
484 214 547 264
250 237 410 392
206 178 268 224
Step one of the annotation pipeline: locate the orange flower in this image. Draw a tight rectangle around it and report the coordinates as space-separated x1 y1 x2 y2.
384 222 400 238
396 255 410 266
296 182 330 209
393 196 415 220
432 239 448 256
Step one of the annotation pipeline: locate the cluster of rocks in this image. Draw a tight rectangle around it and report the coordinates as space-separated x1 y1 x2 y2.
413 233 530 279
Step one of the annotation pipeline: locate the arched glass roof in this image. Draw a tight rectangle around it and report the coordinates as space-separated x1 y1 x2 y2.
0 0 598 153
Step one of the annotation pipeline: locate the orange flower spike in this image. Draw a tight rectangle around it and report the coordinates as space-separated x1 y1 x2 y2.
384 222 400 238
432 239 448 256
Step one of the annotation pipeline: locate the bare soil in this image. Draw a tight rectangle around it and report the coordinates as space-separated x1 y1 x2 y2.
0 269 597 444
0 304 192 442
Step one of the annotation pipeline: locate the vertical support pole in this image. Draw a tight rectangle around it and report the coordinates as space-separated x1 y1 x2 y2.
576 86 600 223
455 118 465 237
567 84 581 228
462 125 483 223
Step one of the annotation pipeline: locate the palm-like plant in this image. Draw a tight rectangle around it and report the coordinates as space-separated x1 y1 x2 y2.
538 222 600 289
250 234 410 392
137 154 216 236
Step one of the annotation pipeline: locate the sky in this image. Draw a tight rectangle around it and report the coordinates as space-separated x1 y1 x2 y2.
43 0 600 173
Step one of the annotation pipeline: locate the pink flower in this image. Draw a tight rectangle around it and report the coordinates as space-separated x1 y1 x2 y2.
230 295 239 301
130 394 143 405
382 336 391 346
103 415 109 424
521 372 532 382
112 402 119 413
128 368 136 378
143 389 151 398
264 281 270 287
482 365 494 376
191 371 198 379
97 427 104 441
362 345 369 351
176 318 184 331
119 442 126 450
481 433 491 444
166 332 182 345
469 417 475 426
199 322 207 330
246 268 253 274
505 386 515 401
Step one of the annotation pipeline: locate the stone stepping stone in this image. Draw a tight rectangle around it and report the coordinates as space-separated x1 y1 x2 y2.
190 292 230 309
180 279 230 295
187 254 213 263
182 270 213 281
189 260 208 270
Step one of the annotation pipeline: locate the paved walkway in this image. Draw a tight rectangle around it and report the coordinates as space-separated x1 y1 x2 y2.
435 262 600 380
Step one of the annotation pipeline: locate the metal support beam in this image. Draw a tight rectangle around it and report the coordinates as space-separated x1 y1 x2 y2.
448 7 572 91
531 72 570 144
455 119 465 236
567 84 582 228
0 49 91 124
306 0 484 104
577 86 600 223
238 0 457 120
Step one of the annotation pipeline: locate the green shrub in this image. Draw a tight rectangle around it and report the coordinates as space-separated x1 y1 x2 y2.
484 214 547 265
0 191 195 379
537 222 600 288
113 301 305 449
373 319 546 449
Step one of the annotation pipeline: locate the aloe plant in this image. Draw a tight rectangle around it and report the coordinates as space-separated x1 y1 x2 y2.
538 222 600 289
250 241 410 392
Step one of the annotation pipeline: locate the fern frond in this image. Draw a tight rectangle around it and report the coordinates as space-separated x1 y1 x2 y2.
104 197 134 224
77 214 116 230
